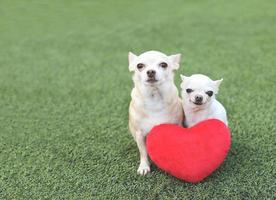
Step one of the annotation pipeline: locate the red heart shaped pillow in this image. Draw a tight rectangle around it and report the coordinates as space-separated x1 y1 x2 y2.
146 119 231 183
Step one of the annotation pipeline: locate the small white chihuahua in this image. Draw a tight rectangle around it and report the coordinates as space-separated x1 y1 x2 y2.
180 74 228 127
128 50 183 175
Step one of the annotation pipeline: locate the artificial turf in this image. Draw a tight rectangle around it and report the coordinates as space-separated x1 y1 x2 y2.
0 0 275 199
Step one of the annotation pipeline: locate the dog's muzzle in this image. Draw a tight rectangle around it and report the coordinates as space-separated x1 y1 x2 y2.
193 95 203 105
146 70 157 83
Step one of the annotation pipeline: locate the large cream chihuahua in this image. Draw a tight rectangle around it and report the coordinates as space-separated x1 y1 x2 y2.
128 50 183 175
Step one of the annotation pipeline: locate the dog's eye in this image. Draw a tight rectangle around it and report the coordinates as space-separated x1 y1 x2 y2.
159 62 168 68
137 63 145 70
186 88 193 93
206 91 213 97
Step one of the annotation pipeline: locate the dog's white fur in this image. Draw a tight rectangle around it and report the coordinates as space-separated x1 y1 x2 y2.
180 74 228 127
128 50 183 175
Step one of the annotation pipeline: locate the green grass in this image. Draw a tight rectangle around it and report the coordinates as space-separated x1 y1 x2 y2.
0 0 275 199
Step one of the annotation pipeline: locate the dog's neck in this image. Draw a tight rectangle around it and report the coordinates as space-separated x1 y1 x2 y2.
134 81 177 103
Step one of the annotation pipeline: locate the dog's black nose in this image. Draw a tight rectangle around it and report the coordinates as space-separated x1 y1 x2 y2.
147 70 156 78
195 95 203 102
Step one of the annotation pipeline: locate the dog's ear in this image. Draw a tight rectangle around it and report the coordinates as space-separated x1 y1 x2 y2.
180 74 188 88
180 74 188 81
214 79 223 87
128 52 137 72
213 78 223 93
169 54 181 70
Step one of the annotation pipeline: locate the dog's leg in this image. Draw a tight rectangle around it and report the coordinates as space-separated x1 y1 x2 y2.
135 131 150 175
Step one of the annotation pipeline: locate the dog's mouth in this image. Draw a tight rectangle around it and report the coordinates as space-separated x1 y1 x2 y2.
190 99 204 106
193 102 203 105
146 78 158 83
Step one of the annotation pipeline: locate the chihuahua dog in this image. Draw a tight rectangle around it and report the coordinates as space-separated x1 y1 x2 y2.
128 50 183 175
180 74 228 127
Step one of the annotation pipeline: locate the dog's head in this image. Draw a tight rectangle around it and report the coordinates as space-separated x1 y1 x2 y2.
180 74 223 108
128 51 181 86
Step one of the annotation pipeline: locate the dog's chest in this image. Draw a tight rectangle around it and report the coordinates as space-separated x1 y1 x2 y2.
131 86 181 134
141 98 177 134
140 111 175 134
185 109 211 127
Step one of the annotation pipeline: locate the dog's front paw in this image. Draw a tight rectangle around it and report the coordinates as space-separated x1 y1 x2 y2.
137 163 150 175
